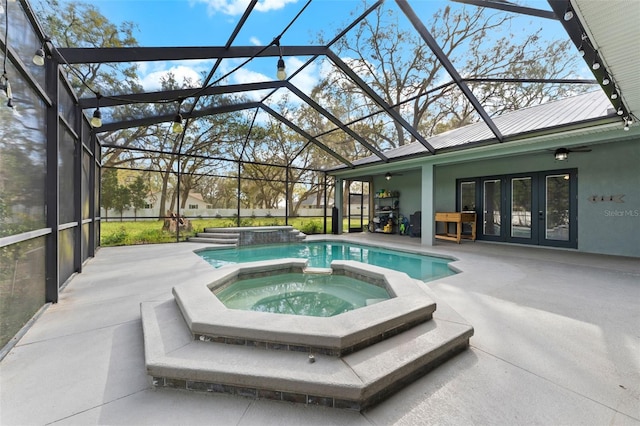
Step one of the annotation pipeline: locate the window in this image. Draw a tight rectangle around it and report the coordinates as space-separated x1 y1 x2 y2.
188 204 198 209
144 203 153 209
206 204 213 209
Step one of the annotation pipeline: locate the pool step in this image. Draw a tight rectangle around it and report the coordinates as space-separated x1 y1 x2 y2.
188 232 239 245
140 286 473 410
290 229 307 241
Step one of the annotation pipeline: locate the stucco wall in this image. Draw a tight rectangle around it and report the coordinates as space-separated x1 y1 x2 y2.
434 139 639 257
577 140 640 257
373 170 422 218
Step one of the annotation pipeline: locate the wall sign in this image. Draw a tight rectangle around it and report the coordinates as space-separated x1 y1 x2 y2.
588 194 625 203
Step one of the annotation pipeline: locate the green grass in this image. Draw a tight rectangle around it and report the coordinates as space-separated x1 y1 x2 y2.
99 217 338 247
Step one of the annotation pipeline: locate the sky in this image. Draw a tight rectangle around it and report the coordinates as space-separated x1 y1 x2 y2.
64 0 576 104
86 0 366 92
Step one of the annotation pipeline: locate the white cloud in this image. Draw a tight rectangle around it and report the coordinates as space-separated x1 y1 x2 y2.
288 57 323 95
197 0 298 16
232 68 271 85
254 0 298 12
139 65 204 91
249 36 262 46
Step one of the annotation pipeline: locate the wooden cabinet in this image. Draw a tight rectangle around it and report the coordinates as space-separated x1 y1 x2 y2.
435 212 476 243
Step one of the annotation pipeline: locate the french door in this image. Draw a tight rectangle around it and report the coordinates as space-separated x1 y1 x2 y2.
458 169 577 248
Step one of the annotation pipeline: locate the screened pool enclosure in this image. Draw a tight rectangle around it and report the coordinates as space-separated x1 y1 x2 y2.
1 0 635 349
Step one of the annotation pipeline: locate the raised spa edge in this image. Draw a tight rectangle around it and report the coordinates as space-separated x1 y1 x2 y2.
172 258 436 356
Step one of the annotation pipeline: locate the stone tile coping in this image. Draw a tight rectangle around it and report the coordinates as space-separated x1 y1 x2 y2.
202 226 296 233
141 297 473 410
172 258 436 356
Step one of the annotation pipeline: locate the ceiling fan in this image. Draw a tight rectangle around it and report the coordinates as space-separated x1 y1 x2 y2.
384 172 403 180
551 146 592 161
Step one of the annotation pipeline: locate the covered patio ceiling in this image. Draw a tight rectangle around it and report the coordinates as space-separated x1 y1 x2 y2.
38 0 637 171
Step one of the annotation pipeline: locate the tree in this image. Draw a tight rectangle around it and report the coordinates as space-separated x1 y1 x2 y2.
113 185 131 221
128 175 148 221
100 168 118 220
317 2 584 151
35 0 141 98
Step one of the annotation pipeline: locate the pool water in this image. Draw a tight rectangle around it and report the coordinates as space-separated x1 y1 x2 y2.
215 273 390 317
197 242 454 281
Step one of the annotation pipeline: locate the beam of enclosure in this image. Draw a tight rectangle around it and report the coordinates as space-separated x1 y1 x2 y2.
326 50 436 154
451 0 557 19
258 0 384 104
396 0 504 143
101 143 322 172
58 46 329 64
95 102 262 133
79 81 288 109
260 104 354 168
284 83 388 162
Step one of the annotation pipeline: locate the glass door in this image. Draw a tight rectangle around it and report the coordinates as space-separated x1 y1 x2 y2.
508 176 537 244
459 180 478 235
463 170 577 248
482 178 502 240
538 172 576 248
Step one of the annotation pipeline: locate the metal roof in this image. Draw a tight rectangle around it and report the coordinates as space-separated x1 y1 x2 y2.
349 89 616 166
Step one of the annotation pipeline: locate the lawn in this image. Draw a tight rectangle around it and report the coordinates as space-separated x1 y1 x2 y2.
100 217 336 246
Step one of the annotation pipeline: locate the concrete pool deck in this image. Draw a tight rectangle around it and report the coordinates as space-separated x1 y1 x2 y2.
1 233 639 425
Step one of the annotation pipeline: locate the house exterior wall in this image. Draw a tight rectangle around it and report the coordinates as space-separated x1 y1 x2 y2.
371 171 422 218
433 138 640 257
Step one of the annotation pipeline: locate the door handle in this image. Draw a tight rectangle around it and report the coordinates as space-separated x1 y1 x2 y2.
538 211 544 220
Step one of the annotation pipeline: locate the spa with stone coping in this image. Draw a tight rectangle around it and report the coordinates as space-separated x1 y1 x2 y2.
141 257 474 410
172 258 437 356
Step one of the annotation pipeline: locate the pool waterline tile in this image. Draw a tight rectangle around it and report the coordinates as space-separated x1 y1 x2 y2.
196 241 455 282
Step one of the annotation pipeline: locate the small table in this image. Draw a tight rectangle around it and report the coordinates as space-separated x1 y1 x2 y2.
435 212 476 244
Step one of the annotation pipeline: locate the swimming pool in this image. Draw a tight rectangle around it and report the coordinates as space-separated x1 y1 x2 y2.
196 241 454 281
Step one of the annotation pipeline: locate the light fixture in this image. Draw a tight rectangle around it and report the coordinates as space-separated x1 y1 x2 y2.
577 34 586 57
33 37 50 67
385 172 392 181
277 57 286 81
623 117 633 131
90 93 102 127
602 75 610 85
274 37 286 81
611 91 618 100
1 72 13 108
172 113 184 133
563 3 574 21
32 47 45 66
171 100 184 133
554 148 569 161
91 108 102 127
591 58 600 70
617 107 624 116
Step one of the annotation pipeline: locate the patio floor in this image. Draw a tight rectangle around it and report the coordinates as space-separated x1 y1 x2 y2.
1 233 638 425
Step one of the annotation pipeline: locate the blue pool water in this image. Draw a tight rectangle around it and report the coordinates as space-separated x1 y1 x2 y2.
197 242 454 282
215 273 391 317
